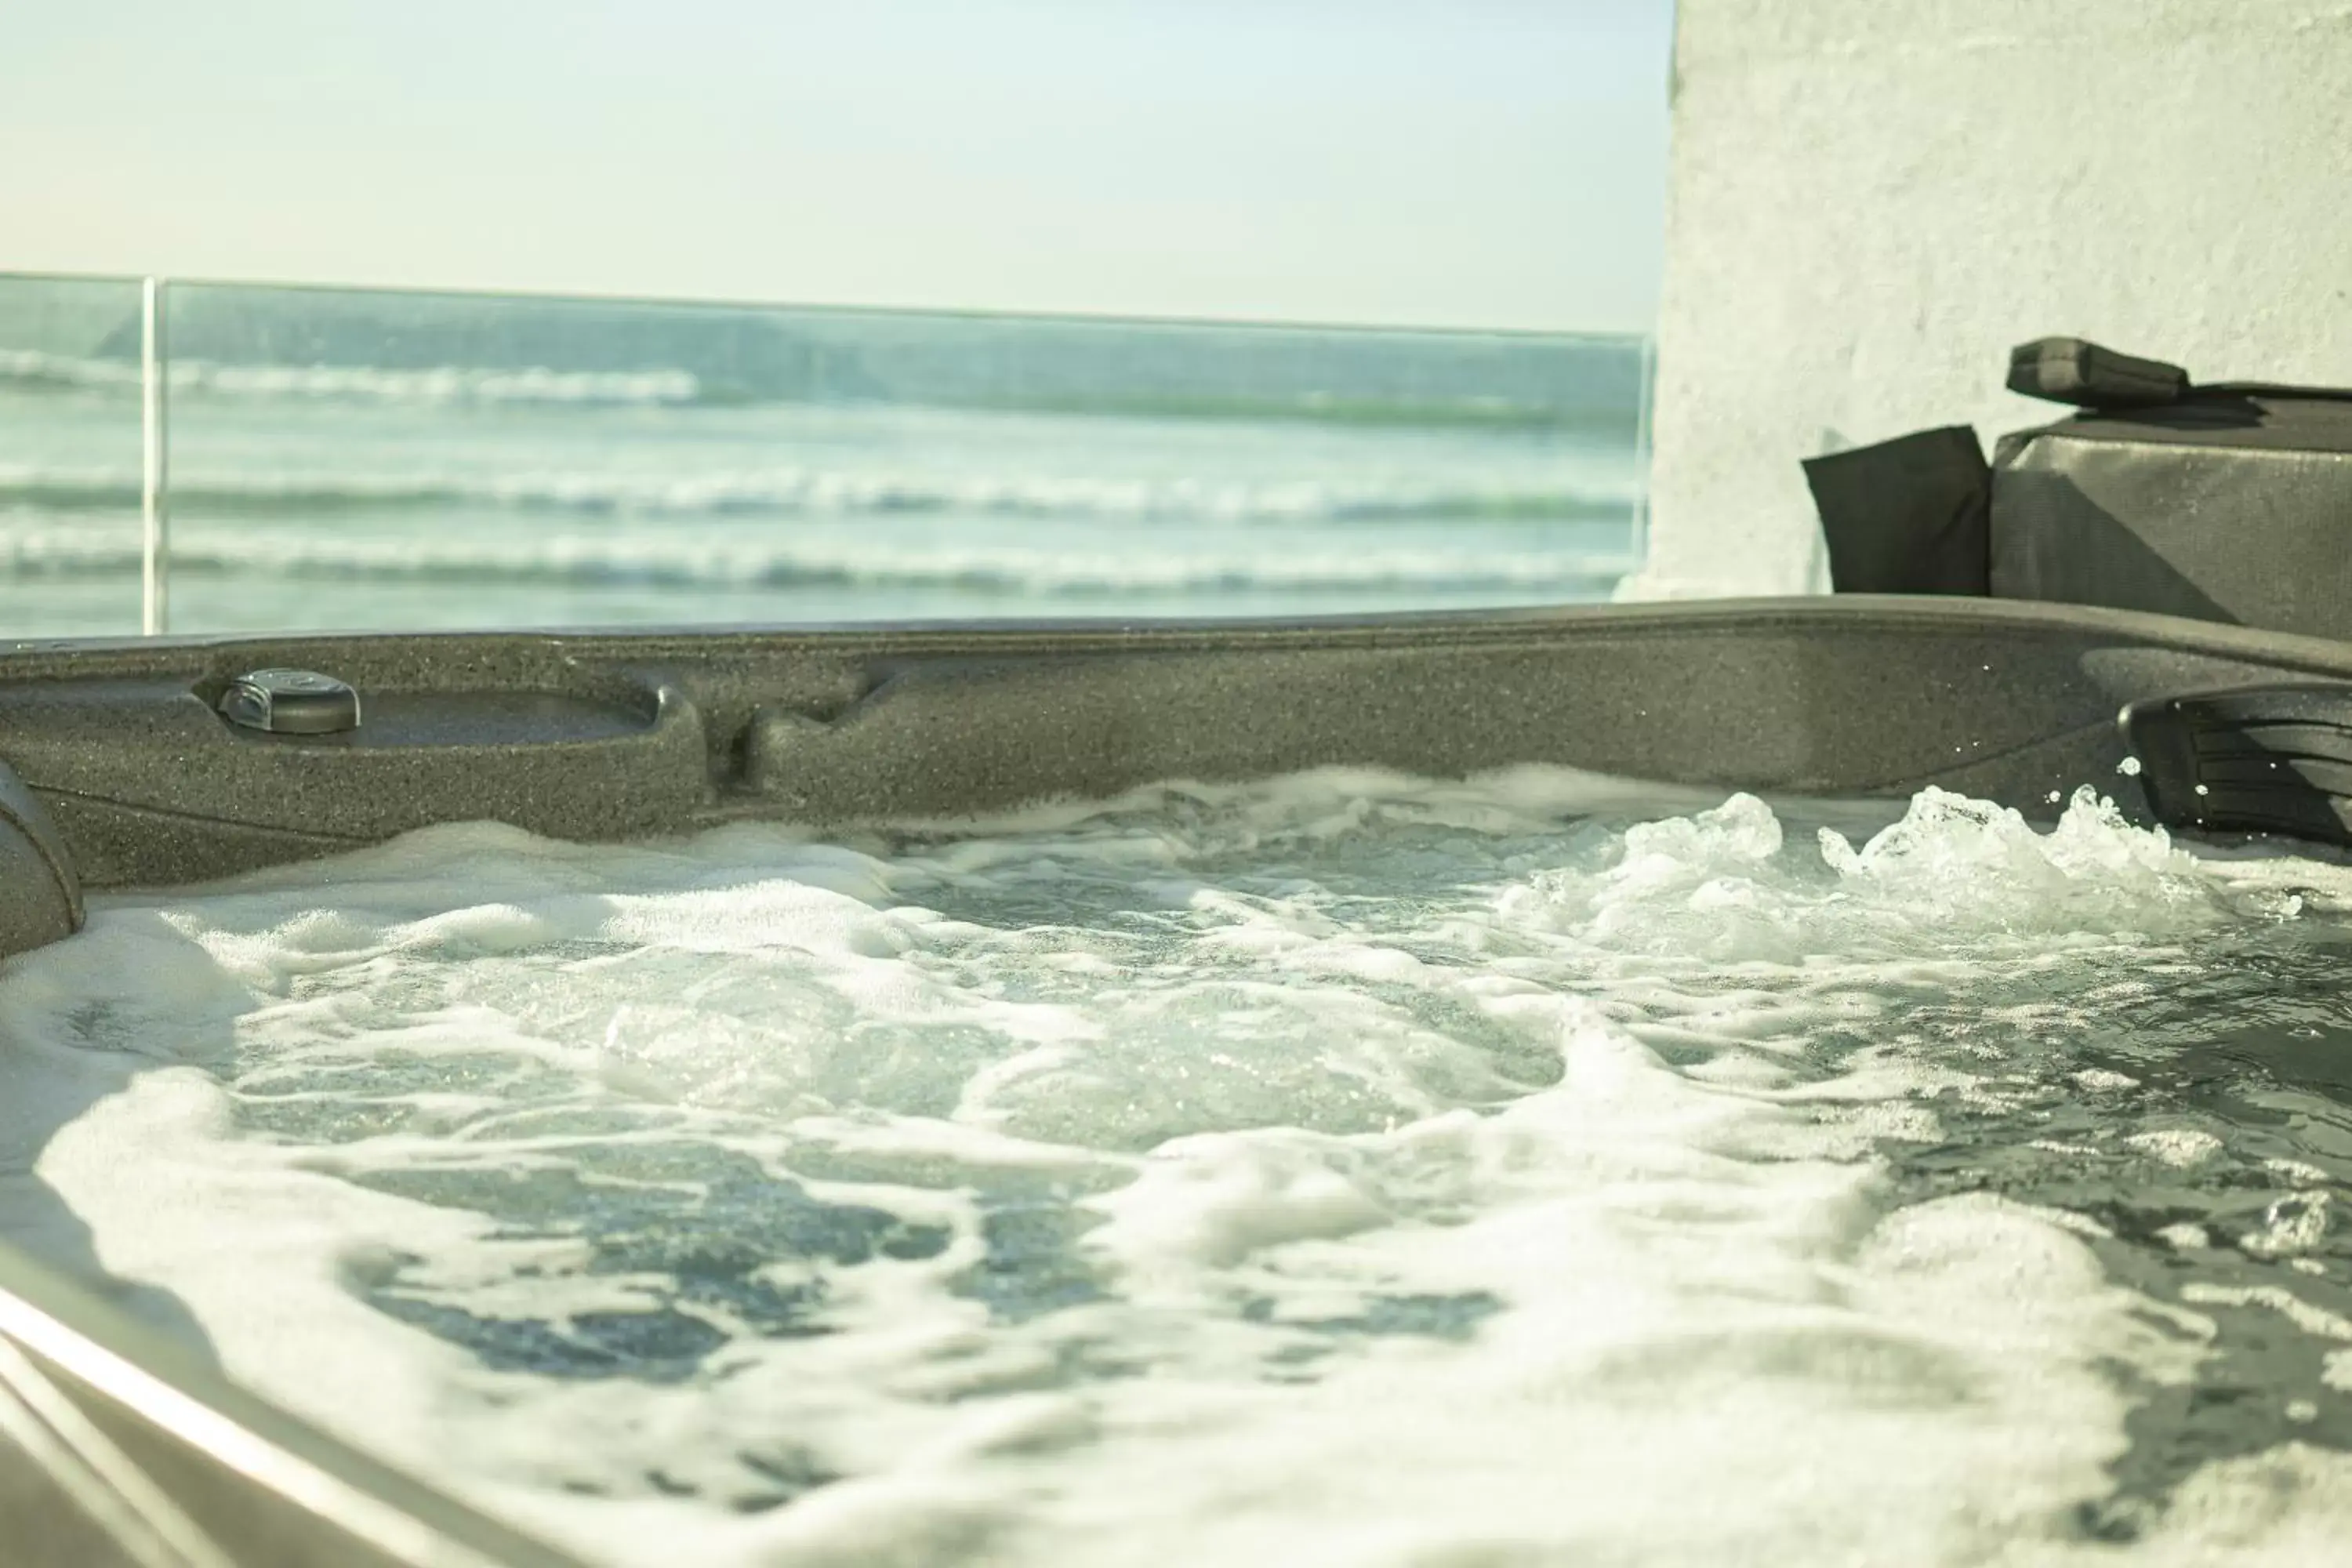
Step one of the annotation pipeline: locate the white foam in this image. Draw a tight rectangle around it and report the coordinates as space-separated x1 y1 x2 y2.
0 773 2345 1565
0 350 700 405
2130 1129 2227 1168
0 526 1628 604
0 456 1632 529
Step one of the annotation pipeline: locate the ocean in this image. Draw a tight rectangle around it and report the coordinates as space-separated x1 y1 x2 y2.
0 277 1647 638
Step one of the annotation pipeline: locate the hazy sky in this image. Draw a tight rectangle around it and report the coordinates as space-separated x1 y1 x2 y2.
2 2 1675 332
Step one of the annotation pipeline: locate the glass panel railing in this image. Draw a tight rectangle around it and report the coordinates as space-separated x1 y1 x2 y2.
18 276 1653 635
0 273 148 638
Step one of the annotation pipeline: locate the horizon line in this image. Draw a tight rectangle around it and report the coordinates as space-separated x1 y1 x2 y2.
0 268 1656 345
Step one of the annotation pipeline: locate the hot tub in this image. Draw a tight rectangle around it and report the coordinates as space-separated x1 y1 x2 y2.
5 594 2352 1566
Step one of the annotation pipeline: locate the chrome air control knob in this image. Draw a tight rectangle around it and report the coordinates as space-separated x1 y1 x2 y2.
219 669 362 735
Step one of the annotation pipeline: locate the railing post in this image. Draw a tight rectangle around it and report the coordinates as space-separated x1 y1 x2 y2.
1632 332 1656 568
140 277 170 637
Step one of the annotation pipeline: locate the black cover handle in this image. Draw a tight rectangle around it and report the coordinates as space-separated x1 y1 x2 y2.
2119 684 2352 845
2009 338 2190 409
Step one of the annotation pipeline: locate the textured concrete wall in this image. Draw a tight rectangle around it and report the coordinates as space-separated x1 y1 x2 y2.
1632 0 2352 598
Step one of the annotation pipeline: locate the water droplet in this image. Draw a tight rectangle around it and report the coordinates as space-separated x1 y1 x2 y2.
2117 756 2143 777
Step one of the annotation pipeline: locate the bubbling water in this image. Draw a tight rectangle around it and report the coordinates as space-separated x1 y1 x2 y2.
5 771 2352 1566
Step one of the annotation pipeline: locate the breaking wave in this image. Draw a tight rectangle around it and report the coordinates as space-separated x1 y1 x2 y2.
0 349 703 406
0 463 1636 528
0 349 1628 429
0 526 1630 598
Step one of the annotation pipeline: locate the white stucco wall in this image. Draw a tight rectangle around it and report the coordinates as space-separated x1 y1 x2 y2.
1632 0 2352 598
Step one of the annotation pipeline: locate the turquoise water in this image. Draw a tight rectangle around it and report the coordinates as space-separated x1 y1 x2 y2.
10 775 2352 1566
0 284 1646 637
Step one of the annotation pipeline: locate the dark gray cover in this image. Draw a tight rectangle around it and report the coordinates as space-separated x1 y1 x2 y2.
1991 393 2352 641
